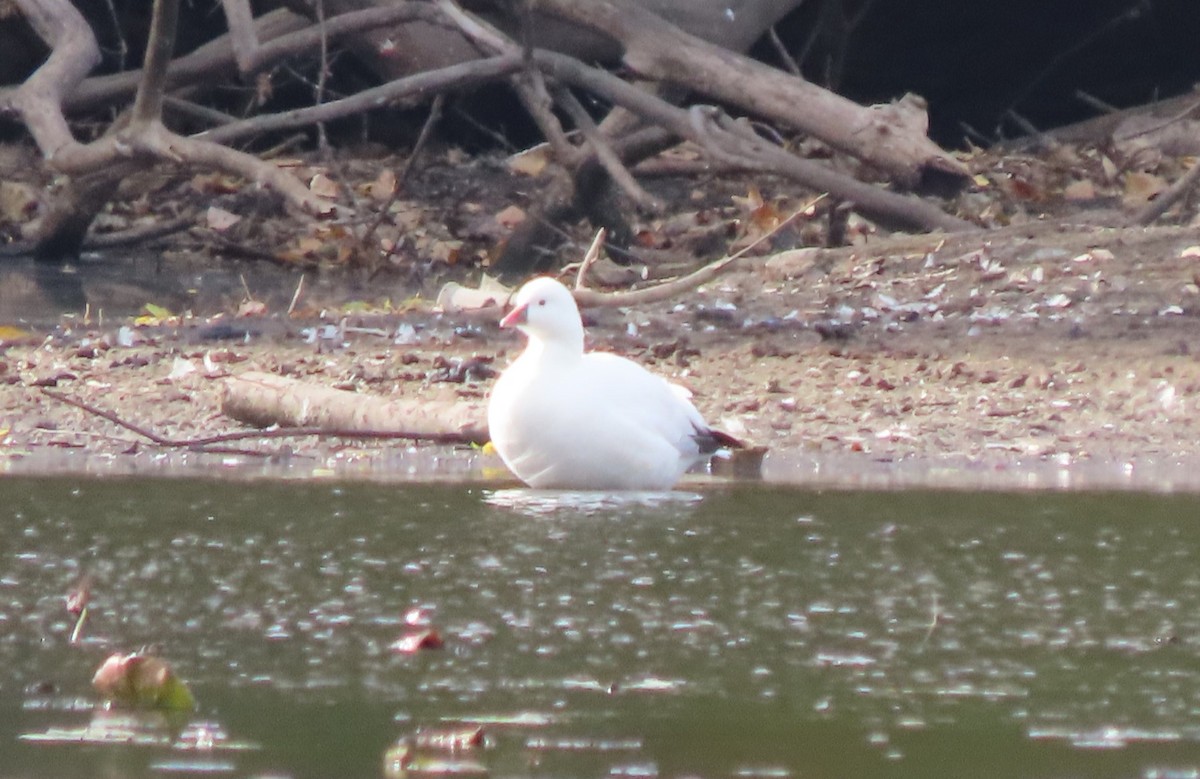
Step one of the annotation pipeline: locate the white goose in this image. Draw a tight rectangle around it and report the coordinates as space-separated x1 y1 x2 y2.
487 277 736 490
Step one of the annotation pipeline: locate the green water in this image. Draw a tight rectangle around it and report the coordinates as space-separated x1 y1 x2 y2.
2 477 1199 778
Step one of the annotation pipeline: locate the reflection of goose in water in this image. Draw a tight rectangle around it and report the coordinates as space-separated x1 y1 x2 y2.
483 487 704 518
487 277 738 491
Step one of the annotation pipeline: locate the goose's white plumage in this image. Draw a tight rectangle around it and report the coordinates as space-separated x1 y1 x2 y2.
487 277 723 490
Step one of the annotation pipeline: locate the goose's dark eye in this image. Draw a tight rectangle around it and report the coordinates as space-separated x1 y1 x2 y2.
538 299 546 306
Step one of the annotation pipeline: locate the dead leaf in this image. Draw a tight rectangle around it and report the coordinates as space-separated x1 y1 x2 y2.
391 629 445 653
309 172 341 199
1124 171 1167 203
367 169 397 201
436 281 510 313
236 299 268 317
205 206 242 232
92 653 196 710
254 72 273 105
426 239 463 266
190 172 241 195
1062 180 1097 201
413 727 486 751
506 144 551 177
494 204 526 229
0 180 39 223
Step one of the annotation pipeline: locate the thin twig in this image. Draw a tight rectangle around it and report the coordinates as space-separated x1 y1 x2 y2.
360 93 445 257
435 0 580 166
766 25 801 76
573 228 607 290
99 0 128 70
314 0 330 153
1074 90 1119 115
919 592 942 648
573 196 824 307
163 95 239 126
40 388 477 448
84 214 192 249
199 55 521 146
287 273 306 316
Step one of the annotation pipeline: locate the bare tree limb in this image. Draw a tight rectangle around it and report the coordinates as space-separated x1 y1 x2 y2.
219 0 261 75
0 5 452 114
129 0 180 126
198 54 523 146
1134 157 1200 225
573 197 822 307
534 51 975 233
434 0 581 166
550 83 664 212
6 0 102 160
531 0 967 188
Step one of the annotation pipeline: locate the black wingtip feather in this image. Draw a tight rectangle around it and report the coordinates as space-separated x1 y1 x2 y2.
692 425 745 455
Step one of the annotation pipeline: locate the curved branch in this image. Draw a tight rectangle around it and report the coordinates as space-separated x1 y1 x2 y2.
531 0 966 188
573 198 822 308
0 5 451 114
4 0 102 158
130 0 180 125
533 50 975 233
198 54 523 146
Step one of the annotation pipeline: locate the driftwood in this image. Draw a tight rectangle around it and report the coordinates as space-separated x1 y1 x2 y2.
221 371 488 445
530 0 964 189
4 0 335 259
3 0 973 266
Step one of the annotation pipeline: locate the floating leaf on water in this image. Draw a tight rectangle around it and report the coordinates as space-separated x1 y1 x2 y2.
413 726 486 751
390 629 444 654
404 608 432 627
92 653 196 711
461 711 555 727
383 742 413 777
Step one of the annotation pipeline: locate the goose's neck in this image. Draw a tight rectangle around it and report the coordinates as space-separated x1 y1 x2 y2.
524 330 584 364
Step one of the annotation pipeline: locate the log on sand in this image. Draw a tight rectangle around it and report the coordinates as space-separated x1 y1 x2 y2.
221 371 487 445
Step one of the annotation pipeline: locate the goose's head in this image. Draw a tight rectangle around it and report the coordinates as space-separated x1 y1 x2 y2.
500 277 584 353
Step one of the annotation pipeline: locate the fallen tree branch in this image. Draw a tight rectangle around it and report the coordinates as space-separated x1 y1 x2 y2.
221 371 487 444
533 50 974 233
1134 156 1200 225
531 0 966 188
198 54 523 146
6 0 102 160
572 196 823 307
550 83 663 212
219 0 261 75
0 5 453 114
435 0 582 168
42 386 481 450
